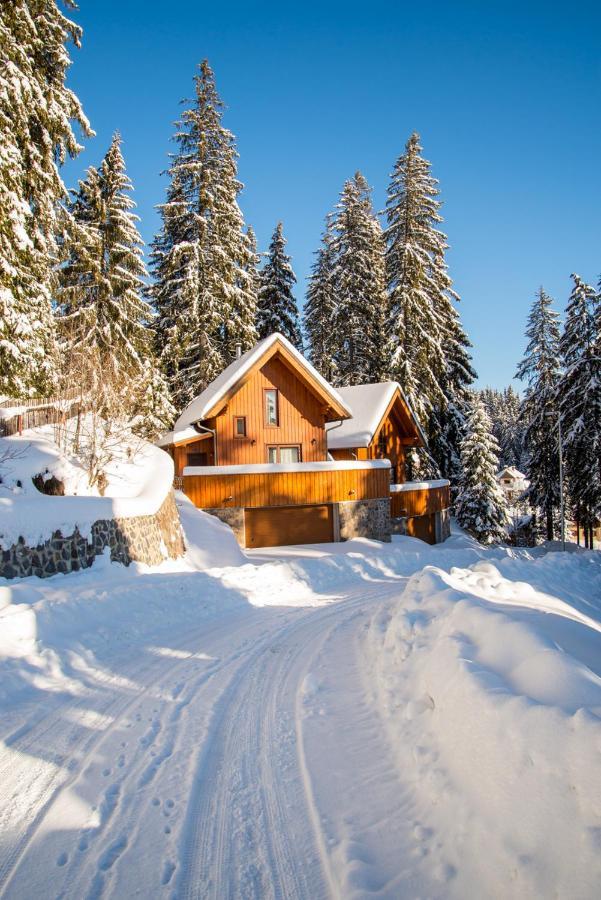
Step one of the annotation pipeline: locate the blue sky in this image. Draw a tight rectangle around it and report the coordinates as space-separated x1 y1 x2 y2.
63 0 600 389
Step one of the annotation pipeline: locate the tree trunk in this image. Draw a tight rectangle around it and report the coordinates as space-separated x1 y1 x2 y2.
546 506 554 542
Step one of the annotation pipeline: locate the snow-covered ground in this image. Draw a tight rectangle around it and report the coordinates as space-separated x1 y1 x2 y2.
1 495 600 898
0 424 172 547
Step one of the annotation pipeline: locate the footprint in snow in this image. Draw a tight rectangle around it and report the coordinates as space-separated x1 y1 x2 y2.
56 852 68 867
161 861 176 885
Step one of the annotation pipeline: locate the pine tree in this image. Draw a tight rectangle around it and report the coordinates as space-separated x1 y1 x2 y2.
558 274 601 545
257 222 302 348
304 221 338 383
385 132 474 480
329 172 390 385
481 385 525 469
0 0 91 395
515 287 562 540
57 134 151 379
455 396 508 543
133 358 176 439
150 60 257 409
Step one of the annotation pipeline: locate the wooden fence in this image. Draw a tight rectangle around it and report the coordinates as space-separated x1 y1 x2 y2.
0 393 82 437
183 465 391 510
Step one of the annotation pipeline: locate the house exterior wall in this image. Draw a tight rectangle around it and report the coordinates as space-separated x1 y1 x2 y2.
171 355 330 475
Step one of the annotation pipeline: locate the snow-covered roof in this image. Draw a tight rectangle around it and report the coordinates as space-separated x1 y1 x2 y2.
496 466 527 481
325 382 425 449
175 333 352 431
156 426 204 448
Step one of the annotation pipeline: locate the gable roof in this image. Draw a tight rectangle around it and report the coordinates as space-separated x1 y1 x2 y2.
496 466 527 481
174 333 353 431
325 382 426 449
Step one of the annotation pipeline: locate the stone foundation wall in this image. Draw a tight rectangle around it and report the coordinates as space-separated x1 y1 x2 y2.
337 498 391 543
0 490 185 580
204 507 246 546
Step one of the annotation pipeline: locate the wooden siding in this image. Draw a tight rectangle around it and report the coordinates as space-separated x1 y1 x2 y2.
183 466 390 510
329 392 416 483
390 484 450 518
208 355 328 467
404 512 437 544
245 504 334 548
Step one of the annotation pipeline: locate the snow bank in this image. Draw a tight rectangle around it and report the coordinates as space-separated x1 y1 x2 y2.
366 551 601 898
0 426 174 546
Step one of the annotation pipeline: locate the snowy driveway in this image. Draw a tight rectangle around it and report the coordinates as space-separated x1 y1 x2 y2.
0 577 422 899
1 532 601 899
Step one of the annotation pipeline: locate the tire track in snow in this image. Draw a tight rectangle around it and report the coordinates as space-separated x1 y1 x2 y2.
175 586 390 900
0 609 282 899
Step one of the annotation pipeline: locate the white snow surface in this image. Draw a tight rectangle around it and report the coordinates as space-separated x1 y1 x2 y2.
390 478 450 492
0 504 600 898
174 332 352 430
184 459 391 476
325 381 425 448
0 425 173 546
155 425 202 448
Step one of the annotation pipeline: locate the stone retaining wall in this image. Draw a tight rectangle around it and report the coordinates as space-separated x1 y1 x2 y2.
337 498 391 543
0 490 185 580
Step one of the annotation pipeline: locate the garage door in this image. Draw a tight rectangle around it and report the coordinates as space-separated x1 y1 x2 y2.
245 504 334 549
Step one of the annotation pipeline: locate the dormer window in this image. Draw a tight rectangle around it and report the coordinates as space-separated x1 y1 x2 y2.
264 389 278 426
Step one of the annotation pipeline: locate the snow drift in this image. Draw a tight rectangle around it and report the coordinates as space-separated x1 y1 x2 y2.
366 552 601 898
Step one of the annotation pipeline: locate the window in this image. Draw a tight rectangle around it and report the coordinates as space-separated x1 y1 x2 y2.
378 434 387 455
279 446 301 463
264 389 278 426
267 445 301 464
187 452 208 467
234 416 246 437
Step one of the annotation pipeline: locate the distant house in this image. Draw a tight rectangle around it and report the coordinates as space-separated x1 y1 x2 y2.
326 382 426 484
159 334 451 549
496 466 529 504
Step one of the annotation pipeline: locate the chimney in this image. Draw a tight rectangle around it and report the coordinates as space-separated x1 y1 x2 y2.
235 343 242 359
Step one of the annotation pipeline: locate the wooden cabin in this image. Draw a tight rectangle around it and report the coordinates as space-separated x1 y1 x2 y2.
326 382 425 484
159 337 451 549
158 333 353 476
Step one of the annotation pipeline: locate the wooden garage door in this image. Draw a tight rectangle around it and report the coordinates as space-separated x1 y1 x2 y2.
245 504 334 549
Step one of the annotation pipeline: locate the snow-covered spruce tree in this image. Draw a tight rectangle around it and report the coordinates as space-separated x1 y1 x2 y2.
455 395 508 543
0 0 91 395
57 133 151 379
150 60 257 409
329 172 390 385
133 358 176 440
257 222 302 348
480 386 525 469
558 274 601 547
515 287 562 540
385 133 475 481
304 220 338 382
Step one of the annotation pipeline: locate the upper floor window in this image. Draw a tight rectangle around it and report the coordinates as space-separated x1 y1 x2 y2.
264 389 278 426
234 416 246 437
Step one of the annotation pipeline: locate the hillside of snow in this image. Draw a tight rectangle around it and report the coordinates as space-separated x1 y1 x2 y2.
0 499 600 897
0 423 173 547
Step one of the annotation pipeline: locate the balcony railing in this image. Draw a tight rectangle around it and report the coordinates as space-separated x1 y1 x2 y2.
390 479 451 518
182 460 391 510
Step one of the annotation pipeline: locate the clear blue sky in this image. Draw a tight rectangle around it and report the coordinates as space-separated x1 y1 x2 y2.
63 0 600 389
